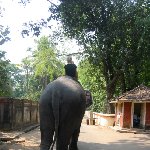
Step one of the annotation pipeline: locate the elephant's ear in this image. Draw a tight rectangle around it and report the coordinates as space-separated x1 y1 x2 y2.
85 90 93 108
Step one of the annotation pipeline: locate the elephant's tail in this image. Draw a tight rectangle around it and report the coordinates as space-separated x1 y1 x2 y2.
50 90 60 150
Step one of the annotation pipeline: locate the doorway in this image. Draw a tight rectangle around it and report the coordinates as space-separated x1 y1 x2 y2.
133 103 141 128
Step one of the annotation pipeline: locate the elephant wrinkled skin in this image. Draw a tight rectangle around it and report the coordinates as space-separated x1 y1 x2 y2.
39 76 86 150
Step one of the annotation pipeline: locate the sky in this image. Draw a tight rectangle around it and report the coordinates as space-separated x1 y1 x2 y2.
0 0 81 64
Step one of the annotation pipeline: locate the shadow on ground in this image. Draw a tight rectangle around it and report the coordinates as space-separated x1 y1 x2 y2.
78 135 150 150
1 127 150 150
1 137 150 150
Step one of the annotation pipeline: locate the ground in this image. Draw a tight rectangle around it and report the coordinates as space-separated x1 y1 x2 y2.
1 123 150 150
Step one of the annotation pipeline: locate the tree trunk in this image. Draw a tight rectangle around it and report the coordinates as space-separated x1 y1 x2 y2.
104 70 122 113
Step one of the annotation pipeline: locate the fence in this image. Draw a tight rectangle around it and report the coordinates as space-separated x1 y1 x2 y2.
0 97 39 130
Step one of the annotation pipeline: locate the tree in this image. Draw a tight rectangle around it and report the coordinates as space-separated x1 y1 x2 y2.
8 63 25 98
22 57 33 94
33 36 64 90
49 0 150 113
2 35 65 100
78 59 106 112
0 51 12 96
21 56 42 100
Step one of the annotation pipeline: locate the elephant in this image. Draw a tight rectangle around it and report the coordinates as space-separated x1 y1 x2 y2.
39 76 86 150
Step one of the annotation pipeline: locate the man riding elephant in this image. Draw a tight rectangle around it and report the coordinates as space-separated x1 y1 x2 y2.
64 56 78 81
39 76 86 150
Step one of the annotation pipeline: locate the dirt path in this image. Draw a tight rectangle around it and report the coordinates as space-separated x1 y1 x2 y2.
1 124 150 150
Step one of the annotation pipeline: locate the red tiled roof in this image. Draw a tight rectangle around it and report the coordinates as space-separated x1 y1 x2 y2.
116 85 150 101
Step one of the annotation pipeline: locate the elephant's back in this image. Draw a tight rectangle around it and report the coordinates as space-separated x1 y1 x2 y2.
53 76 85 102
55 76 83 91
40 76 86 103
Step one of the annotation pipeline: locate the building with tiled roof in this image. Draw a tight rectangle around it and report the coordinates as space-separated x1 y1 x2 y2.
110 85 150 129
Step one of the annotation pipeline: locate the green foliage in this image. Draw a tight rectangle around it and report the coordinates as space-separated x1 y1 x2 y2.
34 37 61 77
78 59 106 112
50 0 150 112
0 36 64 100
0 51 12 96
15 36 64 100
7 63 25 98
33 36 64 87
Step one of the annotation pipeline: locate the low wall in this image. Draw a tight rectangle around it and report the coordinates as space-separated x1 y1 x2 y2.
93 112 115 126
85 111 115 126
0 97 39 130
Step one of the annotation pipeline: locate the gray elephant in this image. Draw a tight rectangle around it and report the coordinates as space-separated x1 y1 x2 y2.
39 76 86 150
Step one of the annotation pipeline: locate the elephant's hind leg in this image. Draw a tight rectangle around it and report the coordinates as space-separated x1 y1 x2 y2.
40 128 54 150
56 122 74 150
69 126 81 150
40 104 55 150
